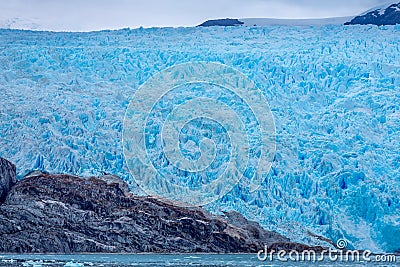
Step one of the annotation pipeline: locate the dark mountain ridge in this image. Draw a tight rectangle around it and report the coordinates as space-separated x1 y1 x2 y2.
0 157 320 253
345 2 400 25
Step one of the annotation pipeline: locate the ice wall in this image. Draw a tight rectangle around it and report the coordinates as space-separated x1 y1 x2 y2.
0 25 399 252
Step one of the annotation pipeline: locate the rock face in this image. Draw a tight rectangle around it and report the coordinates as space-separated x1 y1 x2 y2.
0 172 314 253
345 2 400 26
198 18 244 27
0 157 16 203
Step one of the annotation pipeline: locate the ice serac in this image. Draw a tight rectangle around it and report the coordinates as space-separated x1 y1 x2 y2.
0 157 16 203
0 26 399 253
0 173 311 253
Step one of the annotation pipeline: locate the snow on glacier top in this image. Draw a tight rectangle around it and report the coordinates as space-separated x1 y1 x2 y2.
239 17 352 26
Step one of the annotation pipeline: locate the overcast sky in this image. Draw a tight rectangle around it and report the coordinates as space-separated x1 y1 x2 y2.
0 0 392 31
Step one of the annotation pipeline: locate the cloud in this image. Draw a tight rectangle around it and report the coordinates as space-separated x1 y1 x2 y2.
0 0 389 31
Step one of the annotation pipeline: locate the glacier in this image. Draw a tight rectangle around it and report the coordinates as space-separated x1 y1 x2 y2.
0 25 399 253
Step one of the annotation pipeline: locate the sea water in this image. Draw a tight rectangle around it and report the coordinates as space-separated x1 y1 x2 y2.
0 254 399 266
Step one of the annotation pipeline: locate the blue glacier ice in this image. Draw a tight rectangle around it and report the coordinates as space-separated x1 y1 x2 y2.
0 25 399 253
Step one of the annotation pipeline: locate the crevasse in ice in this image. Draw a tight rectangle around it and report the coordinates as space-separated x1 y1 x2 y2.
0 25 399 253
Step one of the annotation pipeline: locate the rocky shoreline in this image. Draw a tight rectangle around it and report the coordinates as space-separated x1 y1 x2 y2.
0 157 320 253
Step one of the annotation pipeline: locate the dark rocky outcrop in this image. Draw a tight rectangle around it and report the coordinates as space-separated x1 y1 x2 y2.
0 157 16 203
0 169 318 253
198 18 244 27
345 2 400 26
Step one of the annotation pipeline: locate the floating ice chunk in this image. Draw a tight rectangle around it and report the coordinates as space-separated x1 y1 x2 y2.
64 261 84 267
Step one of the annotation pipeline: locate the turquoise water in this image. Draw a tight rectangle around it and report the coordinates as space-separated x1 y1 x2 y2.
0 254 398 266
